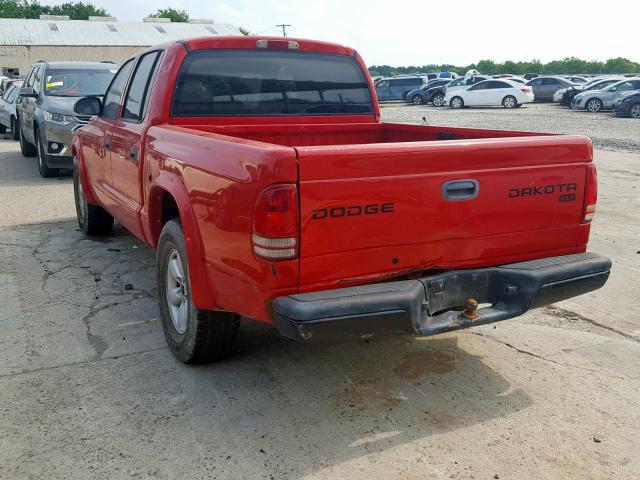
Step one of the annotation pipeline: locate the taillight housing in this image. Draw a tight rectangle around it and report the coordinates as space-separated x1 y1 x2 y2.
521 87 531 93
582 164 598 223
253 185 298 260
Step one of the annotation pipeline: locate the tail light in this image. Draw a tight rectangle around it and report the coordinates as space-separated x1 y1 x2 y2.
521 87 531 93
582 164 598 223
253 185 298 260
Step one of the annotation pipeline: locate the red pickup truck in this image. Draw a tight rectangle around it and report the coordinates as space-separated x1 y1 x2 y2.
71 36 611 363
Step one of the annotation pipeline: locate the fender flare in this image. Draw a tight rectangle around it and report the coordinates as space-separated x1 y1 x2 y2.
147 172 217 310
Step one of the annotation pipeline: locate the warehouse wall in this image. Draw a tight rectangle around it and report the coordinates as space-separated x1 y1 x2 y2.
0 45 146 76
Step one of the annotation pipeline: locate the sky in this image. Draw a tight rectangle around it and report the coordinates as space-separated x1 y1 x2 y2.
41 0 640 66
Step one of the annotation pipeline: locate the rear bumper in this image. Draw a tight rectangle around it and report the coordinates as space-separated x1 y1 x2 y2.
272 253 611 341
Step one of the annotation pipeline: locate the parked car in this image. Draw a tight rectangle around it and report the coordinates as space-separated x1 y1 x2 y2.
437 71 459 79
72 36 609 363
556 77 623 106
525 76 576 102
444 79 533 108
429 75 489 107
405 78 451 104
0 82 23 140
614 91 640 118
504 76 526 84
523 73 539 80
17 61 118 177
572 78 640 112
375 76 427 101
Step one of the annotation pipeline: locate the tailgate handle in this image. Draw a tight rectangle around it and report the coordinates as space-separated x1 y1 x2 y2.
442 179 479 201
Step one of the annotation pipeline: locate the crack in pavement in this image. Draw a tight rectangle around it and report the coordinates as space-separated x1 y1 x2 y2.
544 305 640 343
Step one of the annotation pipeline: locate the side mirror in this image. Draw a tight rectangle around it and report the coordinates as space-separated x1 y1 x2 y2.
74 97 102 116
19 87 37 98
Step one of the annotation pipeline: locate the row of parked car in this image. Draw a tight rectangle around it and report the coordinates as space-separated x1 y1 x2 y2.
374 72 640 116
552 76 640 117
0 61 118 177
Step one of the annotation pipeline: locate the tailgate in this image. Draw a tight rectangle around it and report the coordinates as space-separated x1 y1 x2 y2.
296 135 593 291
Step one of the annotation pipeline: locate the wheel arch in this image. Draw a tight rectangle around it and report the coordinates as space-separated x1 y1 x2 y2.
147 173 216 310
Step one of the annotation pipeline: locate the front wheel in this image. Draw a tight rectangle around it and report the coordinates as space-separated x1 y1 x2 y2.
157 220 240 363
19 119 36 157
450 97 464 109
411 94 424 105
432 93 445 107
74 161 114 236
629 103 640 118
36 130 58 178
586 98 603 113
502 95 517 108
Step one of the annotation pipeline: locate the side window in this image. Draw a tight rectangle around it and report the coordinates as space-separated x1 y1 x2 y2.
542 78 560 86
470 82 488 90
530 78 543 86
24 67 37 88
377 80 389 88
7 86 18 102
102 60 134 119
631 81 640 89
33 67 43 93
1 85 13 101
122 51 161 122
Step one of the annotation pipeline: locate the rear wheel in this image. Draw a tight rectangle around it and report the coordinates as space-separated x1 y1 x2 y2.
157 220 240 363
412 94 424 105
432 93 445 107
450 96 464 109
19 119 36 157
502 95 517 108
586 98 603 113
74 161 114 236
36 130 58 178
10 116 19 141
630 103 640 118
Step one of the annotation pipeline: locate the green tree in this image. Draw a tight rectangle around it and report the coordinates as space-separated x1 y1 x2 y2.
148 7 189 22
48 2 109 19
0 0 45 18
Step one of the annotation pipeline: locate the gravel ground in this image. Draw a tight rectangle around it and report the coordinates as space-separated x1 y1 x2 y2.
380 102 639 153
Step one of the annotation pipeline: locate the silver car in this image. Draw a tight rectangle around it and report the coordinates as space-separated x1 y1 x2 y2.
0 82 22 140
17 61 117 177
572 78 640 112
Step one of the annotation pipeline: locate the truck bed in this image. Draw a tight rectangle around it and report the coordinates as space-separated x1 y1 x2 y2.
178 122 543 147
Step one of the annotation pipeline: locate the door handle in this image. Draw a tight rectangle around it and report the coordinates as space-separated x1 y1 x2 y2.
130 146 139 161
104 139 112 150
442 179 480 201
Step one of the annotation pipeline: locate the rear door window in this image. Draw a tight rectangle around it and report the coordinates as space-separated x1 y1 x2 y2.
172 50 374 116
122 51 162 122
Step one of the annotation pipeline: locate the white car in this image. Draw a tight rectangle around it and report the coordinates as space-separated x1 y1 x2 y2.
0 83 21 140
444 79 534 108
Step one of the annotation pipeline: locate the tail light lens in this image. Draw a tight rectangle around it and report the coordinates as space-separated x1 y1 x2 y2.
521 87 531 93
582 164 598 223
253 185 298 260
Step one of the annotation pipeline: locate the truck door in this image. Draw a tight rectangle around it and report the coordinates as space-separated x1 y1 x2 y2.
79 60 134 206
108 51 162 238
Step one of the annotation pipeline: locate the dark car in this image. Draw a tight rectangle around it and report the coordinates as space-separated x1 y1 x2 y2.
525 76 575 102
405 79 452 104
17 61 117 177
523 73 539 80
614 91 640 118
428 75 489 107
375 76 427 101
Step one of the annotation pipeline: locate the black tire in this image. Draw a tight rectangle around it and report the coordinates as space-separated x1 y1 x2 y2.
450 96 464 109
432 93 445 107
36 129 58 178
0 123 5 134
502 95 517 108
19 118 36 157
411 94 424 105
157 220 240 363
585 98 603 113
629 102 640 118
10 116 19 141
73 162 114 236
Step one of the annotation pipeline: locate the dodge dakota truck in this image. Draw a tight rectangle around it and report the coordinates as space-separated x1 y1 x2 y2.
71 36 611 363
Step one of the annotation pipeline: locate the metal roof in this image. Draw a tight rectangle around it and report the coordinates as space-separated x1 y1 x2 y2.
0 18 241 46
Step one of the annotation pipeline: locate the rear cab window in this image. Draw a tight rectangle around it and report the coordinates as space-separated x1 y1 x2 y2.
172 50 374 116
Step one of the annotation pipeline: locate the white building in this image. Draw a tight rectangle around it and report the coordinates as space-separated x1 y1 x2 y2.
0 15 242 76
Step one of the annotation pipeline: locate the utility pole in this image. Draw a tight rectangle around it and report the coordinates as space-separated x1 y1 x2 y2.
276 24 291 37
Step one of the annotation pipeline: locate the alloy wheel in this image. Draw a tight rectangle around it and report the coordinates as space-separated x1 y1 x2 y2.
166 249 188 335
